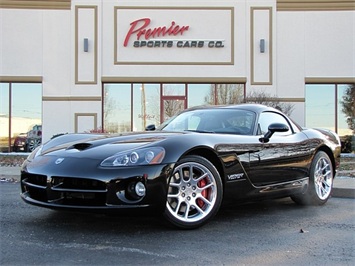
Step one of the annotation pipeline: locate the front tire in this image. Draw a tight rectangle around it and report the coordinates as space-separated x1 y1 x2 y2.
291 151 333 205
164 155 223 229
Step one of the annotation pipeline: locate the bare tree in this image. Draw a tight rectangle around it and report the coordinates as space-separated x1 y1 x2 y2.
147 87 162 125
204 84 244 105
163 86 185 119
103 91 116 122
245 91 294 116
341 83 355 134
164 100 184 119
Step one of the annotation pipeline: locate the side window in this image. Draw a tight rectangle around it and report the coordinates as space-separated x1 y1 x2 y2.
258 112 292 136
226 111 255 135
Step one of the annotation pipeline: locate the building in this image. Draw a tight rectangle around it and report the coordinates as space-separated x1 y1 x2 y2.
1 0 354 152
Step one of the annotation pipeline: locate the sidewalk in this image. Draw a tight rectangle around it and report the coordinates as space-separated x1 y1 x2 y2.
1 166 354 199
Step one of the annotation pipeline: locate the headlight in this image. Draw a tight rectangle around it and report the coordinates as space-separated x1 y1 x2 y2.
100 147 165 167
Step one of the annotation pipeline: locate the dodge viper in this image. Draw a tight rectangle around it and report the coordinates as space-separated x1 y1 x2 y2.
20 104 341 229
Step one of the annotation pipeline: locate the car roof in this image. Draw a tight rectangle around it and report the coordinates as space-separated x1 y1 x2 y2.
182 103 281 114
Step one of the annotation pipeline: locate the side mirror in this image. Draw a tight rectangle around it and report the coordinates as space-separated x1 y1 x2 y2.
145 124 156 131
259 123 289 143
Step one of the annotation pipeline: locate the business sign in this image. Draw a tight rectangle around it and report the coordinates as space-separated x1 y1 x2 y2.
114 7 234 65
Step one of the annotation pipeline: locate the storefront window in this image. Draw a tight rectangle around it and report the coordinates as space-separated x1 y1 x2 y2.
305 83 354 153
338 84 354 153
0 82 42 153
305 84 335 131
205 84 245 105
104 84 131 133
133 84 160 131
187 84 212 107
163 84 185 96
103 82 245 133
0 83 10 152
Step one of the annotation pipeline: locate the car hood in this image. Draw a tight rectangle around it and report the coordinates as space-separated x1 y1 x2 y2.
39 131 185 160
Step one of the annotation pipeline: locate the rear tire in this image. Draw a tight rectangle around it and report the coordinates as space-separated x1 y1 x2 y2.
27 139 41 152
164 155 223 229
291 151 333 205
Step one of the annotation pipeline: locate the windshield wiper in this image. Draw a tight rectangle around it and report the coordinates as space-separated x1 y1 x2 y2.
184 129 214 133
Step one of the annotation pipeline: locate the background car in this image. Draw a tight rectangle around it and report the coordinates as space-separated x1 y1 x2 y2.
26 125 42 152
12 133 27 152
12 125 42 152
20 105 341 229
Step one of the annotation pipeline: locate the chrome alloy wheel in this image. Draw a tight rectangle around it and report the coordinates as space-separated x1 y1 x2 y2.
166 161 218 224
291 151 333 206
27 139 41 152
314 156 333 200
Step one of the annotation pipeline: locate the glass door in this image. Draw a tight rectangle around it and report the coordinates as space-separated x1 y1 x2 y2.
160 84 187 123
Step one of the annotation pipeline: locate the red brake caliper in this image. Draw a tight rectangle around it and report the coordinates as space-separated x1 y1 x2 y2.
197 178 208 208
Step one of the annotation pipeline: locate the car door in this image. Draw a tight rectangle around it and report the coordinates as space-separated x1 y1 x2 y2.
245 111 313 186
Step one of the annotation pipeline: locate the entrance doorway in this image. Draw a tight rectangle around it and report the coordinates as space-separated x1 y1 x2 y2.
160 84 187 123
161 98 186 122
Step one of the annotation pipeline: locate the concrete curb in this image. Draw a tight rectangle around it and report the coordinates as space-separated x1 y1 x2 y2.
332 187 355 199
332 177 355 199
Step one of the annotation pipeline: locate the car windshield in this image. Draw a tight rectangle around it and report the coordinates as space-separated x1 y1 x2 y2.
161 108 256 135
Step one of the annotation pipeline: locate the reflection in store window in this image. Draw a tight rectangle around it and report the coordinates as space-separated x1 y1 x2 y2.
338 84 354 153
133 84 160 131
305 84 335 131
103 82 246 133
0 82 42 152
338 85 353 136
204 84 245 105
162 99 185 121
188 84 212 107
163 84 185 96
104 84 131 133
0 83 10 152
188 84 245 107
306 83 354 153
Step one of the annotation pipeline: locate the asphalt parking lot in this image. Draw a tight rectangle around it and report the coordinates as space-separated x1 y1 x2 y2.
1 154 354 265
1 181 355 265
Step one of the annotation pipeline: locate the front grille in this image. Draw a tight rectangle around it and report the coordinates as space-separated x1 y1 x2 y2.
21 173 47 202
25 173 47 187
21 173 108 206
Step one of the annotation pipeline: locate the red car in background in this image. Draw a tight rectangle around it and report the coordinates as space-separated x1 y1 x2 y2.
13 125 42 152
12 133 27 152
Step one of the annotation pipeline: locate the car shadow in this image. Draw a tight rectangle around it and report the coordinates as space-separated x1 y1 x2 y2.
21 197 312 234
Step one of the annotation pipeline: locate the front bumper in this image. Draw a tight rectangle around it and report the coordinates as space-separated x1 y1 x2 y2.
20 159 174 212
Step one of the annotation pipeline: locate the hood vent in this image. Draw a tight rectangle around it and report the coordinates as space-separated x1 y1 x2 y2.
68 143 92 151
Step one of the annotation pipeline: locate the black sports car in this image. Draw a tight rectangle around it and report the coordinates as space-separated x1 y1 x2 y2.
20 104 341 229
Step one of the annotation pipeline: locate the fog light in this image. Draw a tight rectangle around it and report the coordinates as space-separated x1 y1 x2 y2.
135 181 146 197
125 181 147 201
